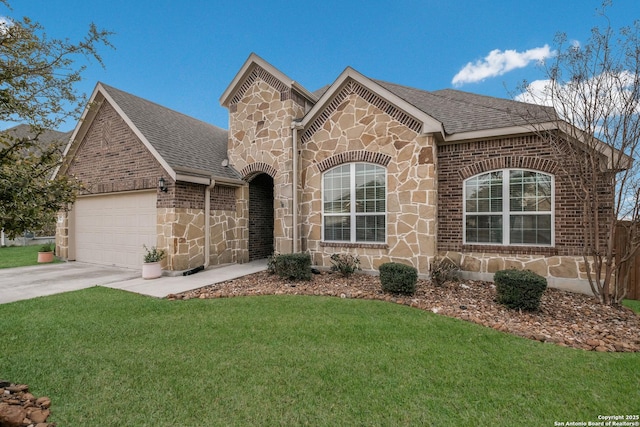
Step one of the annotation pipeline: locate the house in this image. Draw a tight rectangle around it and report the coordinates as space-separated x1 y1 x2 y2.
55 53 614 293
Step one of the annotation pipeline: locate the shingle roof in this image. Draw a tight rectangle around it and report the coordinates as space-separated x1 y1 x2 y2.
3 124 72 151
373 80 557 135
100 83 240 181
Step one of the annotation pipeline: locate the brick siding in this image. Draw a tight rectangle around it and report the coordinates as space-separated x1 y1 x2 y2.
248 173 274 260
211 185 236 211
66 101 164 196
437 134 613 257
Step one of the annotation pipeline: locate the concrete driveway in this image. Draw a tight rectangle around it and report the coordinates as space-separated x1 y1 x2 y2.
0 259 269 304
0 262 140 304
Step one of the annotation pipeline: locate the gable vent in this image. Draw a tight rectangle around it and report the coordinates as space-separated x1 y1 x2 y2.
301 80 423 143
229 66 289 106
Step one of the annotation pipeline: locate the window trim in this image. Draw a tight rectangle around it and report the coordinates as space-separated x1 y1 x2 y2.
321 162 387 244
462 168 555 247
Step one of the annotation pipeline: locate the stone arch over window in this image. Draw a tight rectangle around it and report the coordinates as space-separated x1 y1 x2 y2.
241 162 277 182
316 151 391 173
459 156 558 180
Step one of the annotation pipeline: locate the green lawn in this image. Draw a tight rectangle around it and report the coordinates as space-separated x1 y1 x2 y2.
0 244 58 268
623 298 640 313
0 287 637 426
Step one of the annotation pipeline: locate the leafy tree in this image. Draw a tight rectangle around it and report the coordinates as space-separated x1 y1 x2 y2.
0 1 112 239
518 1 640 304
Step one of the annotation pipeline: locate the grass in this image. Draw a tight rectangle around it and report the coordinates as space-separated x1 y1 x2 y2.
0 287 638 426
623 298 640 313
0 244 59 268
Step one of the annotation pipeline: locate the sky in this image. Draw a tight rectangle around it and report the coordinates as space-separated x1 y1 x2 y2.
4 0 639 131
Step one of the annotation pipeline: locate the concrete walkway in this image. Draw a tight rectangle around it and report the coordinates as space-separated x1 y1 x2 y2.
102 260 268 297
0 260 268 304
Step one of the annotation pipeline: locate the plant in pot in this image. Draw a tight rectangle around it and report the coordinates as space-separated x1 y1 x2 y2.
37 241 55 263
142 245 166 279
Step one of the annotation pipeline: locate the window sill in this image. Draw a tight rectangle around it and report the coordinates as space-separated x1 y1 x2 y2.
461 244 558 255
320 241 389 250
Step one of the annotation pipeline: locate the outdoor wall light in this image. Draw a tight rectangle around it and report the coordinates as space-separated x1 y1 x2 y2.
158 177 168 192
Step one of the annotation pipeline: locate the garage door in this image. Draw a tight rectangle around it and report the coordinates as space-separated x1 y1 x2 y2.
74 191 157 269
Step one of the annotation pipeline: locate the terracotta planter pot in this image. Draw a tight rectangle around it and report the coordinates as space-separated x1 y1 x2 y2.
142 262 162 279
37 251 54 263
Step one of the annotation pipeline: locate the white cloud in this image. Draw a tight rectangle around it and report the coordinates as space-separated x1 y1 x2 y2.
452 45 555 86
0 16 13 35
515 71 640 119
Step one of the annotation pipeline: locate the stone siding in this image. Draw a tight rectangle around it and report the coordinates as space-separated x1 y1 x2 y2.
158 208 204 270
226 64 306 259
299 80 438 274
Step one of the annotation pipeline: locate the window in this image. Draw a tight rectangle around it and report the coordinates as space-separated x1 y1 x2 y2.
464 169 553 246
323 163 386 243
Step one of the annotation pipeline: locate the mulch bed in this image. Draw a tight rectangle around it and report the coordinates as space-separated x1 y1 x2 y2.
170 270 640 352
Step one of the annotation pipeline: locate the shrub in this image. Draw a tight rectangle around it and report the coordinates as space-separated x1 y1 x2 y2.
379 262 418 295
270 252 312 281
494 269 547 311
39 241 54 252
143 245 166 263
430 257 459 286
267 252 278 274
330 253 362 277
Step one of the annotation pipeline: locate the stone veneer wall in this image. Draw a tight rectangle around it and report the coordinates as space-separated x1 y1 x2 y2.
299 80 438 274
157 208 204 270
209 185 239 267
226 65 306 259
157 184 239 271
437 134 614 293
55 213 69 259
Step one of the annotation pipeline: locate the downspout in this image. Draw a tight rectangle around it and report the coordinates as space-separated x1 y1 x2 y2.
291 120 303 253
204 178 216 268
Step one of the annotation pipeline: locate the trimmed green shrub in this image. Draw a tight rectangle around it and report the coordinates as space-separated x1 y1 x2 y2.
330 253 362 277
430 256 459 286
494 269 547 311
270 252 312 281
379 262 418 295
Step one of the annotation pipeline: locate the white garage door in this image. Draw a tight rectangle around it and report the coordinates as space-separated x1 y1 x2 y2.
74 191 157 269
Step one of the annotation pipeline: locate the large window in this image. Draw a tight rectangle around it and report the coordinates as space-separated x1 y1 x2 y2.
323 163 386 243
464 169 553 246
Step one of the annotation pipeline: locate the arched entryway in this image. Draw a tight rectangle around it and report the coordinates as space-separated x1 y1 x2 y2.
248 173 274 261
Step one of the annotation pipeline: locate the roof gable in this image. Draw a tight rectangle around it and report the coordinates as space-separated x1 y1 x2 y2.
220 53 317 109
299 67 445 141
59 83 241 184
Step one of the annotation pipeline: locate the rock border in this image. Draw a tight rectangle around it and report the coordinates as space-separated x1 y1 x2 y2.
0 381 54 427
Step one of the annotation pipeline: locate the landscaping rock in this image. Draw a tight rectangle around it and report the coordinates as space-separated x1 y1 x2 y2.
174 270 640 352
0 382 54 427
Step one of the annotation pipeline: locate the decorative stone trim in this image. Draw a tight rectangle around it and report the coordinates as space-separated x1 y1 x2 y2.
320 241 389 250
459 156 558 179
229 65 304 108
301 79 423 144
316 151 392 172
240 162 278 181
